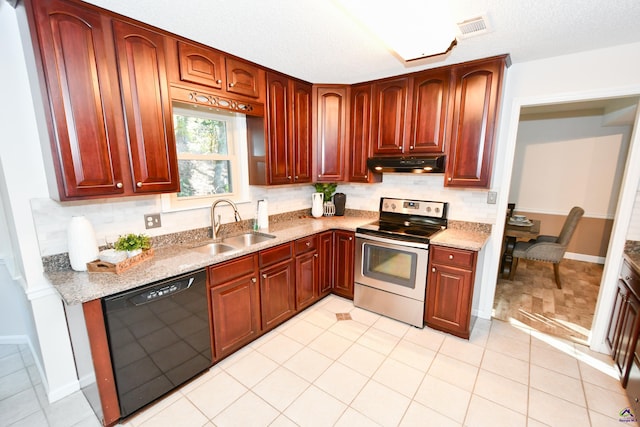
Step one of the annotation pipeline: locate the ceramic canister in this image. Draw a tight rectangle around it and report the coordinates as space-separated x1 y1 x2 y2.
67 215 99 271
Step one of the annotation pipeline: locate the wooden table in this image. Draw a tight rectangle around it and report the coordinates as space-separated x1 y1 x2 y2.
501 219 541 279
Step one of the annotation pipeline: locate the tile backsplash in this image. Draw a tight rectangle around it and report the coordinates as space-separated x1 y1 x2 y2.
31 175 505 257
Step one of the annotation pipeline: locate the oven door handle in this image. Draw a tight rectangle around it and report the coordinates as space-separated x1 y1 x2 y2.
355 232 429 250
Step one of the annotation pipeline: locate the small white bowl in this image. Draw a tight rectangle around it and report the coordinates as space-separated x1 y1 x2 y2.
512 215 527 222
98 249 127 264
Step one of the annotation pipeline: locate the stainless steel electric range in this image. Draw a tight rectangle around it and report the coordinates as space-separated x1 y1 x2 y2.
354 197 448 327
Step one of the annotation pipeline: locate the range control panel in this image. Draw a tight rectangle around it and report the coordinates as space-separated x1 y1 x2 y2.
380 198 447 219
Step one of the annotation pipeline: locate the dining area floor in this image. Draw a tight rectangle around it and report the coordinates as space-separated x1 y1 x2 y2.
493 258 604 345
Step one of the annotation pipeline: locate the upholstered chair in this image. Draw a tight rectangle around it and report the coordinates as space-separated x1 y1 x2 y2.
508 206 584 289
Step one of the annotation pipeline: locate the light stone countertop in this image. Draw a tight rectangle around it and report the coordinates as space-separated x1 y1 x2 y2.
625 252 640 276
47 216 489 305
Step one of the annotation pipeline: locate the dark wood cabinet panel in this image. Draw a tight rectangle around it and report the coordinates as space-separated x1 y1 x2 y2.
371 77 409 155
348 84 380 183
314 85 348 182
112 20 179 194
177 40 225 90
225 57 261 99
410 68 451 154
208 255 261 360
426 245 477 338
265 72 292 184
445 56 507 188
333 230 355 299
30 0 125 199
292 80 313 183
296 250 319 311
608 259 640 388
260 259 296 331
318 231 334 296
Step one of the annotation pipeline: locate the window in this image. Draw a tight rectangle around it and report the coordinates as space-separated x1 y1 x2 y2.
163 104 249 210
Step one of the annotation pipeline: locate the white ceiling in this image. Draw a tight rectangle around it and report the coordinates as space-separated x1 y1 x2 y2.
84 0 640 84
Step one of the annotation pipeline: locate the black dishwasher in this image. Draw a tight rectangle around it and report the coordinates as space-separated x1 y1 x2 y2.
103 269 212 418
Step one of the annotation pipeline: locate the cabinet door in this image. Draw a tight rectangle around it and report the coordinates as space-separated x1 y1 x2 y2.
112 20 179 193
445 57 506 188
31 0 125 199
260 260 296 331
225 57 260 98
292 80 313 183
296 250 319 311
410 68 451 154
372 77 409 155
265 72 292 184
607 279 627 354
315 85 348 182
318 231 334 296
177 41 225 90
210 274 260 359
348 84 380 183
616 291 640 386
425 262 473 338
333 231 355 299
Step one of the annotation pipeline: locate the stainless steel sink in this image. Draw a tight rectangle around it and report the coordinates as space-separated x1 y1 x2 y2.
191 242 237 256
221 232 276 248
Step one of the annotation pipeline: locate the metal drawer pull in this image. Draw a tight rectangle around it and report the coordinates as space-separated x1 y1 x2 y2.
251 277 257 283
449 254 454 260
432 267 436 272
262 274 267 279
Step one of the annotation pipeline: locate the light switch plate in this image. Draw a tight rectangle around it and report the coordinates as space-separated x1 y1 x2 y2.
145 213 162 229
487 191 497 204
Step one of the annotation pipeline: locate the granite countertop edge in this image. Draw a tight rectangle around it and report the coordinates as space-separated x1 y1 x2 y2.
47 217 490 305
625 252 640 275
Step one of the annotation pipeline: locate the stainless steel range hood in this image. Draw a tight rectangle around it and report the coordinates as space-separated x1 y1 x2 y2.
367 156 446 174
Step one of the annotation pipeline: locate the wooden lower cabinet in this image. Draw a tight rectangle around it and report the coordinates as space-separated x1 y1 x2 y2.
260 243 296 331
318 231 334 296
425 245 477 339
295 235 320 311
607 258 640 387
208 254 261 360
333 230 355 299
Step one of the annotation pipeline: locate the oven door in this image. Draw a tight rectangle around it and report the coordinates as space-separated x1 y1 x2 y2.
355 233 428 301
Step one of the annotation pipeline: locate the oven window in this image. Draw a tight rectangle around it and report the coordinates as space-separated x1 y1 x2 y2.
362 244 417 289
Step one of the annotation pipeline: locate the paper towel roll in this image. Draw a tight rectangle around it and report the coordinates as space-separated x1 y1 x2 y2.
257 200 269 231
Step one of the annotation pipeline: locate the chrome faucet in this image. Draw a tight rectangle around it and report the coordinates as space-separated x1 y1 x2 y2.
211 199 242 239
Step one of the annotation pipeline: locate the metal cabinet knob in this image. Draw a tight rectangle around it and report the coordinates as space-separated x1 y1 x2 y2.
251 277 257 283
288 175 292 180
349 237 353 241
262 273 267 279
116 182 123 188
364 175 368 179
409 146 414 150
216 79 222 84
432 267 436 272
295 175 299 179
314 254 318 258
306 241 310 246
447 177 452 182
449 254 454 260
136 182 143 188
229 82 235 87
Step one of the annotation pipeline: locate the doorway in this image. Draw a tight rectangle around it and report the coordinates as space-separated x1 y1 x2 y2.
492 97 638 344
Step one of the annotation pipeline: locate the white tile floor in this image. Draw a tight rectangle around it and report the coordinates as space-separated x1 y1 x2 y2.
0 295 633 426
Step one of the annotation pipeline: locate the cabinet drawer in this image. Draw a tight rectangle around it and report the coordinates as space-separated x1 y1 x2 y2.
622 259 640 299
431 246 475 269
295 235 318 255
259 242 293 267
209 254 257 287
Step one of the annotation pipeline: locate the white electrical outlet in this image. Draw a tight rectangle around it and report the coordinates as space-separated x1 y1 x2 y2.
145 213 162 229
487 191 497 204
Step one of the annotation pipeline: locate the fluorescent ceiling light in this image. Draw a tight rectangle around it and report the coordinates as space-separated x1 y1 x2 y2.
334 0 457 61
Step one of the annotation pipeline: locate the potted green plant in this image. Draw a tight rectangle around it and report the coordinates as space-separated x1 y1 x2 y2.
114 233 151 258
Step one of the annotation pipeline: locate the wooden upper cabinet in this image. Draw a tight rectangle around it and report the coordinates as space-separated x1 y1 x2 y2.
30 0 125 199
410 68 451 154
348 83 380 183
371 77 410 155
225 57 261 99
112 20 179 194
292 80 313 183
314 85 348 182
177 41 225 90
445 56 507 188
265 72 292 184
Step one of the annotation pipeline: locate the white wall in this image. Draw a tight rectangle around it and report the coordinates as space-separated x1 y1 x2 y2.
509 114 631 217
0 1 79 402
491 41 640 353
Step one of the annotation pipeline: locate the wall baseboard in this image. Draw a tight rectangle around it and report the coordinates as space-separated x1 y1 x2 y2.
564 252 606 265
0 334 80 403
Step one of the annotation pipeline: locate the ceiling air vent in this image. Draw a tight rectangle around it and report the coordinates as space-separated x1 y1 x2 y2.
456 15 491 38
